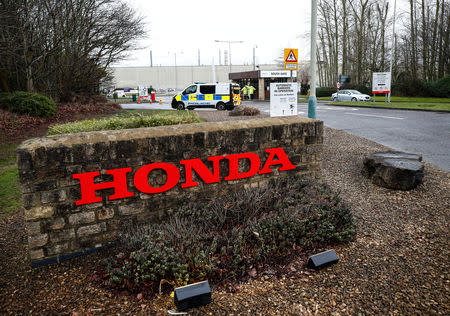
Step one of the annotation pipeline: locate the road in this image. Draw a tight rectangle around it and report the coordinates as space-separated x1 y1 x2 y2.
121 98 450 171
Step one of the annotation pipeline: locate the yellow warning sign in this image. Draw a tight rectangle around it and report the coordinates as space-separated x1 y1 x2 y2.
284 48 298 70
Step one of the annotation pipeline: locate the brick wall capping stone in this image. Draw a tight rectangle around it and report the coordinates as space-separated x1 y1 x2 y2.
17 117 318 152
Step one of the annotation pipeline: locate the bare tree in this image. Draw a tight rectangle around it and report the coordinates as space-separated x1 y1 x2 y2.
0 0 145 100
316 0 448 90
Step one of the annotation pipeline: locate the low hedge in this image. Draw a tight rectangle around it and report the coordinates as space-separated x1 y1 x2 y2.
0 91 56 117
47 112 202 135
340 83 371 95
316 87 337 97
425 75 450 98
97 177 356 295
392 75 450 97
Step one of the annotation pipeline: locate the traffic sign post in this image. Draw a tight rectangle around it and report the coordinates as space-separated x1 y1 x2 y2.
284 48 298 71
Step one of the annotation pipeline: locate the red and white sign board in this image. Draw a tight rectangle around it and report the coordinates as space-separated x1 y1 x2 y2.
372 72 391 94
337 81 341 89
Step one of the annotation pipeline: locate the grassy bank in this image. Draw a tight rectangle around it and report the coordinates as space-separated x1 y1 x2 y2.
0 144 21 215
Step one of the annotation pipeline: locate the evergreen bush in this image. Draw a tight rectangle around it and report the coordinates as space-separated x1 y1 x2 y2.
0 91 56 117
425 75 450 98
316 87 337 97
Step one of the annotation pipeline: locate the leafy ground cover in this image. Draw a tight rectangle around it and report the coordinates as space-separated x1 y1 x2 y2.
47 110 202 135
95 177 356 297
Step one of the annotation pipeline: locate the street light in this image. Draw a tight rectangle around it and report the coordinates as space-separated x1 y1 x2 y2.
308 0 318 119
170 51 183 91
215 40 244 76
253 45 258 70
388 0 397 103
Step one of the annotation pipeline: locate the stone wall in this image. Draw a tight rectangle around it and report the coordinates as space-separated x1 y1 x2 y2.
17 117 323 267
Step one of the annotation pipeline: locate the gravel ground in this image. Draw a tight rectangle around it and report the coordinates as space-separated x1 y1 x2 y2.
0 111 448 315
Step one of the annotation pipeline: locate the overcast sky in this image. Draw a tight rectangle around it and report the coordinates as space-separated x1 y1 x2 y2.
118 0 407 68
117 0 313 67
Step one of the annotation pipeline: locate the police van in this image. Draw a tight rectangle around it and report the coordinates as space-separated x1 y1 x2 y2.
171 82 241 111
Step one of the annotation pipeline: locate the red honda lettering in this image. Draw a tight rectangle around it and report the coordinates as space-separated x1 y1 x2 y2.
225 152 261 181
259 147 297 174
134 163 180 194
180 156 223 188
72 167 134 206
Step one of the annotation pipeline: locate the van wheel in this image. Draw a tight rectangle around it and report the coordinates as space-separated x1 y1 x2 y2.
177 102 185 110
216 102 226 111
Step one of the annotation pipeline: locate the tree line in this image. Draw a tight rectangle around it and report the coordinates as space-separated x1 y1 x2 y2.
316 0 449 91
0 0 144 101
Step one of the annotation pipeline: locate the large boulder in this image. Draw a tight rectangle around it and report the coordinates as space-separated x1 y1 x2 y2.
363 151 424 190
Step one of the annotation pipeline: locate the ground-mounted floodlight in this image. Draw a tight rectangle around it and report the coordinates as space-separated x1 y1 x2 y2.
174 280 212 311
306 249 339 269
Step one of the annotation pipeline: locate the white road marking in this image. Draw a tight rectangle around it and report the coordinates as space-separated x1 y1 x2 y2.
345 112 404 120
319 106 359 111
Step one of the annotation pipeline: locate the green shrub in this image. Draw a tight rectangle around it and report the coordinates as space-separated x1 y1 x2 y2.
392 76 429 97
47 112 202 135
0 92 9 107
316 87 337 97
0 91 56 117
425 75 450 98
99 177 356 295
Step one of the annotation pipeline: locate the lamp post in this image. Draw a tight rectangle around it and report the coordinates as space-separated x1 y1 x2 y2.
174 52 177 92
388 0 397 103
170 51 183 92
215 40 244 76
253 45 258 70
308 0 318 119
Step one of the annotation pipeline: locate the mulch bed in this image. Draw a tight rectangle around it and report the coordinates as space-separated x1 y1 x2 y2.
0 110 449 314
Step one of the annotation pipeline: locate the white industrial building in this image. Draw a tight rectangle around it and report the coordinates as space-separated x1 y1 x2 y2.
110 63 309 92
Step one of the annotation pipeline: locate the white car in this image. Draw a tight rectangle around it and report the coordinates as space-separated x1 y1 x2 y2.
331 90 371 102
